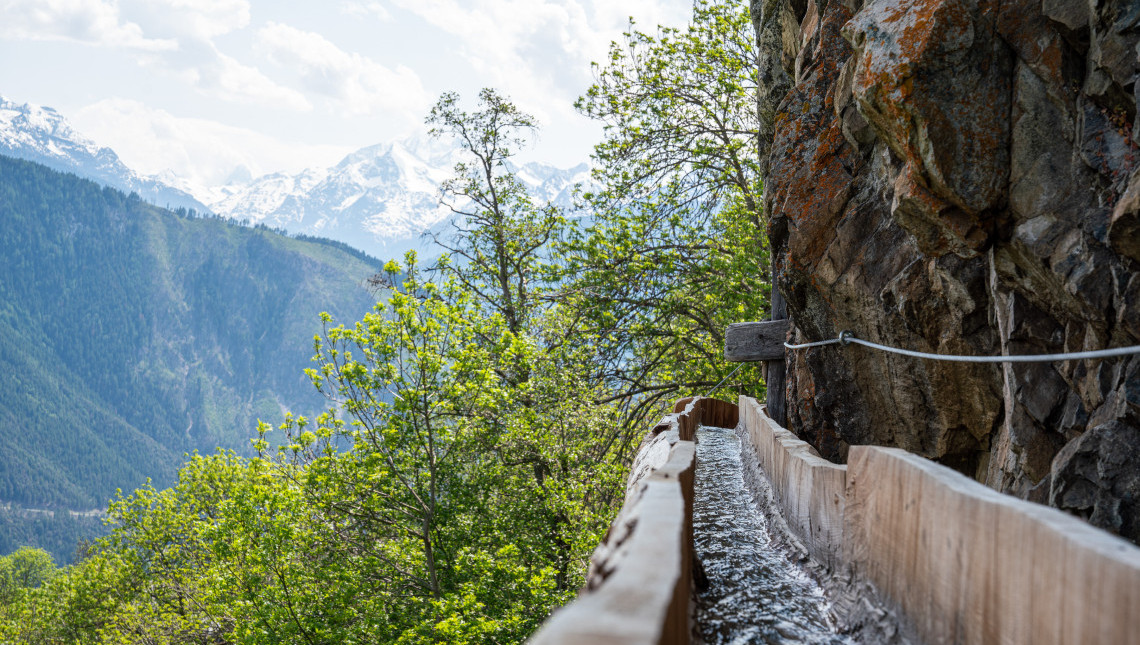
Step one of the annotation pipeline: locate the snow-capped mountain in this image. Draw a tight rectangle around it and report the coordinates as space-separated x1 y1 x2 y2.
0 96 209 213
206 136 589 261
0 95 589 262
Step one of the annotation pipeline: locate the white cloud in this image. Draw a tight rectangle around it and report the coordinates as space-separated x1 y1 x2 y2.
191 47 312 111
383 0 690 132
0 0 306 111
3 0 695 180
341 0 390 21
121 0 250 39
72 98 350 189
255 21 430 119
0 0 176 50
110 0 304 109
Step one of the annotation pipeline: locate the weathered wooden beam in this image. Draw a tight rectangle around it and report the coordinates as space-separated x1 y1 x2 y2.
767 285 788 428
724 319 789 362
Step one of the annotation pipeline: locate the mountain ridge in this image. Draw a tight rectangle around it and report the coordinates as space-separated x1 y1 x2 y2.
0 95 589 262
0 96 211 214
198 137 589 261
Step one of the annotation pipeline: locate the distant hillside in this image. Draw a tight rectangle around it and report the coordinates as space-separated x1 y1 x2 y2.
0 156 380 548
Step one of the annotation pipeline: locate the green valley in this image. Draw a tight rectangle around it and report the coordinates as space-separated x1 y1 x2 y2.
0 155 380 561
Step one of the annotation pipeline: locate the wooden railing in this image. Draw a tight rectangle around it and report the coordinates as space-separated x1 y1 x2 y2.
529 397 737 645
739 395 1140 645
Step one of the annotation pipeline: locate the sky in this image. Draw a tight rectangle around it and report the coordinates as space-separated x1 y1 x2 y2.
0 0 691 190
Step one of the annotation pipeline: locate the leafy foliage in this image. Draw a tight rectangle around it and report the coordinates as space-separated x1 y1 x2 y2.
577 0 763 217
0 261 623 643
426 88 566 337
0 1 774 641
559 0 770 450
0 547 56 605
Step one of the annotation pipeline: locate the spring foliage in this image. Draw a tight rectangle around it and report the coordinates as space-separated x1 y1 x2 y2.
561 0 769 454
1 1 768 642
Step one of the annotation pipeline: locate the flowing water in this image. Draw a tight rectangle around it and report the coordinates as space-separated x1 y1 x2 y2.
693 426 849 645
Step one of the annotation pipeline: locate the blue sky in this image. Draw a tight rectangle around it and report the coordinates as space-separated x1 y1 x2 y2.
0 0 690 189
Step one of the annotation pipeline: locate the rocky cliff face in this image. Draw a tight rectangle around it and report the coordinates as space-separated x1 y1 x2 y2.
750 0 1140 541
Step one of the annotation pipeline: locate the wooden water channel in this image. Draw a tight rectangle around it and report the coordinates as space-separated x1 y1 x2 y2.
529 396 1140 645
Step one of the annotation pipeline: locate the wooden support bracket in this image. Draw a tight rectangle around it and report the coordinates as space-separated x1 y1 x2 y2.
724 319 789 362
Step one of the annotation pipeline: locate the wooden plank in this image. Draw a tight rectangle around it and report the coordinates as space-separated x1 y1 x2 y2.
532 402 707 645
845 445 1140 645
724 319 789 362
766 283 788 427
739 396 846 569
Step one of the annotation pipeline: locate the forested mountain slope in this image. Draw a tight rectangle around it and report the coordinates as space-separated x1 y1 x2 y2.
0 155 379 514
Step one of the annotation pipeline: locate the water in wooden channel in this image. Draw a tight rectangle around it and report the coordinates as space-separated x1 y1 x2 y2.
693 426 850 645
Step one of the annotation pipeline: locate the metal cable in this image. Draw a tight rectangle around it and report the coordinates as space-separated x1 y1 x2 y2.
783 337 844 349
706 363 744 397
784 331 1140 363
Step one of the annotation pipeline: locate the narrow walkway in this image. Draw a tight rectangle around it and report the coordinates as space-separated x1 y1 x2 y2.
692 426 848 645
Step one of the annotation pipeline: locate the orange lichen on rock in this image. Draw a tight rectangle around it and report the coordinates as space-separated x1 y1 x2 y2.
752 0 1140 542
843 0 1012 216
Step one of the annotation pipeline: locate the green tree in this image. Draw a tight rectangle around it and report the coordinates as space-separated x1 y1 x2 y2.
284 259 497 605
562 0 770 452
0 546 56 605
1 452 358 645
577 0 763 220
0 550 132 644
426 90 630 584
427 89 565 338
269 255 622 641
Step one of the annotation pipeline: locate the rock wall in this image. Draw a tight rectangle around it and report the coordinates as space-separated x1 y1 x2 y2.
750 0 1140 541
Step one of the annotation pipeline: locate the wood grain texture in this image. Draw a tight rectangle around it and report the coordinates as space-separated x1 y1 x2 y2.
845 446 1140 645
530 466 691 645
532 402 709 645
724 319 789 362
738 396 847 569
670 397 739 435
